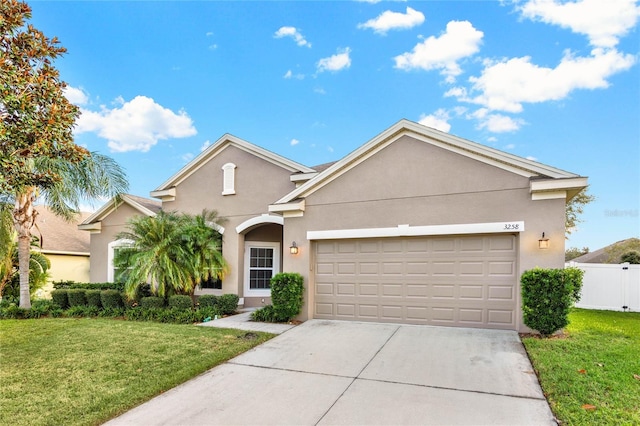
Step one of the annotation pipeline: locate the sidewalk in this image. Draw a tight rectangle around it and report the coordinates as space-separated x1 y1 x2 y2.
197 309 296 334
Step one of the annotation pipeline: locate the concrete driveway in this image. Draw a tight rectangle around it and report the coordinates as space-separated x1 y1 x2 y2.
105 320 556 425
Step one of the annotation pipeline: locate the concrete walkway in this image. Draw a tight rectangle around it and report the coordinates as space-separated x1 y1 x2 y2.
105 320 556 426
197 310 295 334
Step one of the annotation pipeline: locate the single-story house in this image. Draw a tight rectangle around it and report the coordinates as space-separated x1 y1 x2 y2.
80 119 588 331
33 206 92 297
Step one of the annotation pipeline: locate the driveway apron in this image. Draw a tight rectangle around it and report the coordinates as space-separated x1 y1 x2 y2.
105 320 556 426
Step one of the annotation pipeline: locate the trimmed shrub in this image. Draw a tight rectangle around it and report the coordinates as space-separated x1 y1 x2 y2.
270 272 304 322
197 294 218 309
168 295 192 310
86 290 103 308
67 289 87 307
51 289 69 309
217 294 239 315
53 281 125 292
100 290 123 309
0 304 25 319
140 296 165 309
521 267 584 336
196 306 221 321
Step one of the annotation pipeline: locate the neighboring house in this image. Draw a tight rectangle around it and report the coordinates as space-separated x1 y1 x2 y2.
80 119 588 332
33 206 92 297
572 238 640 264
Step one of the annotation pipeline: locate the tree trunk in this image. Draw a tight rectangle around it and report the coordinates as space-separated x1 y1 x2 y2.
14 191 37 309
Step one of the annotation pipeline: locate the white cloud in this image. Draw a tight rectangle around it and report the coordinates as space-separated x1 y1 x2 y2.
76 95 197 153
274 26 311 48
181 153 194 163
518 0 640 48
200 140 211 151
504 143 516 150
470 108 525 133
394 21 484 82
290 138 300 146
418 109 451 132
458 48 635 112
317 48 352 72
314 87 327 95
526 156 538 161
64 86 89 105
358 7 425 35
284 69 304 80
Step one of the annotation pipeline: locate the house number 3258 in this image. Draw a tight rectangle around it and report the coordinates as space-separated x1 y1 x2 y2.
504 223 520 230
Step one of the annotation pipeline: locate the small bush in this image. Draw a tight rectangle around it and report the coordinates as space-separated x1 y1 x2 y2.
0 304 25 319
99 307 125 318
100 290 123 309
197 294 218 308
168 295 192 310
85 290 102 308
140 296 165 309
521 267 584 336
270 272 305 322
217 294 239 315
26 299 53 318
251 305 277 322
51 289 69 309
67 289 87 307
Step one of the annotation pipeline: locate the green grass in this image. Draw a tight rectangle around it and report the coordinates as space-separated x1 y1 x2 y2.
522 309 640 425
0 318 274 426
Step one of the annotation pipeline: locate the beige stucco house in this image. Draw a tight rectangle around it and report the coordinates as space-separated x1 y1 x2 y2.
80 120 588 331
33 206 92 297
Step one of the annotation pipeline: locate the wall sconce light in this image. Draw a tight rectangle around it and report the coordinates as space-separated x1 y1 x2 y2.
289 242 299 255
538 232 550 249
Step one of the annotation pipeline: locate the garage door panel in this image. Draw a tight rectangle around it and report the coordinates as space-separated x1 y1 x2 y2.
313 235 518 329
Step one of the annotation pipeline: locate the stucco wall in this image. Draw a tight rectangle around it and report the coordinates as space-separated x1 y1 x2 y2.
38 253 90 298
89 203 146 282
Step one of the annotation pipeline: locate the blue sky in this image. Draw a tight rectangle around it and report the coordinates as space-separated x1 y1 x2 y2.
30 0 639 251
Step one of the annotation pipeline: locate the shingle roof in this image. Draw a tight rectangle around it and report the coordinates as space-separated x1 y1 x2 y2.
34 206 91 254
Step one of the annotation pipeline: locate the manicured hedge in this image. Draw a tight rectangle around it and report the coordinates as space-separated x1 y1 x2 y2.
140 296 165 309
51 289 69 309
86 290 103 308
168 295 192 310
217 294 239 315
100 290 123 309
252 273 304 322
67 289 87 307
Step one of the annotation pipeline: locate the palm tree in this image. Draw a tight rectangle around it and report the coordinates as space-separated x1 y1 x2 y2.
179 210 228 300
115 210 228 300
10 153 128 308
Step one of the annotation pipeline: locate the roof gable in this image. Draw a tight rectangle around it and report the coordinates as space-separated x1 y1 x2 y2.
153 134 315 194
78 194 161 232
272 119 586 207
35 206 91 254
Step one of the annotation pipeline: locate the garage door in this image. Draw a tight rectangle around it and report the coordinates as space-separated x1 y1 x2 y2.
313 234 518 329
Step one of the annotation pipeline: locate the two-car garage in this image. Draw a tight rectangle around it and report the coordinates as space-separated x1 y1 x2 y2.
313 234 518 330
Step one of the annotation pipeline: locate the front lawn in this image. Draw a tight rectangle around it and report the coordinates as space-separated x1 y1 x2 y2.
522 309 640 425
0 318 274 426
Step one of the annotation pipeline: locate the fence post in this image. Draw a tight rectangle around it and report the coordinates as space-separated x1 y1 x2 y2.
622 262 630 311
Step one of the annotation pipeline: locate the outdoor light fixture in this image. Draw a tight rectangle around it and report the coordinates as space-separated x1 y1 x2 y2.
289 242 299 255
538 232 550 249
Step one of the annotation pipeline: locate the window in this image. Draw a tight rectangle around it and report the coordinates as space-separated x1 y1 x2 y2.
222 163 236 195
108 239 133 283
244 242 280 296
200 276 222 290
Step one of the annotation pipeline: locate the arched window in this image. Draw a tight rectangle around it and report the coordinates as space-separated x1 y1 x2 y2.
222 163 236 195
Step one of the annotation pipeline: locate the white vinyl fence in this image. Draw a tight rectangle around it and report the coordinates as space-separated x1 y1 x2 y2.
566 262 640 312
